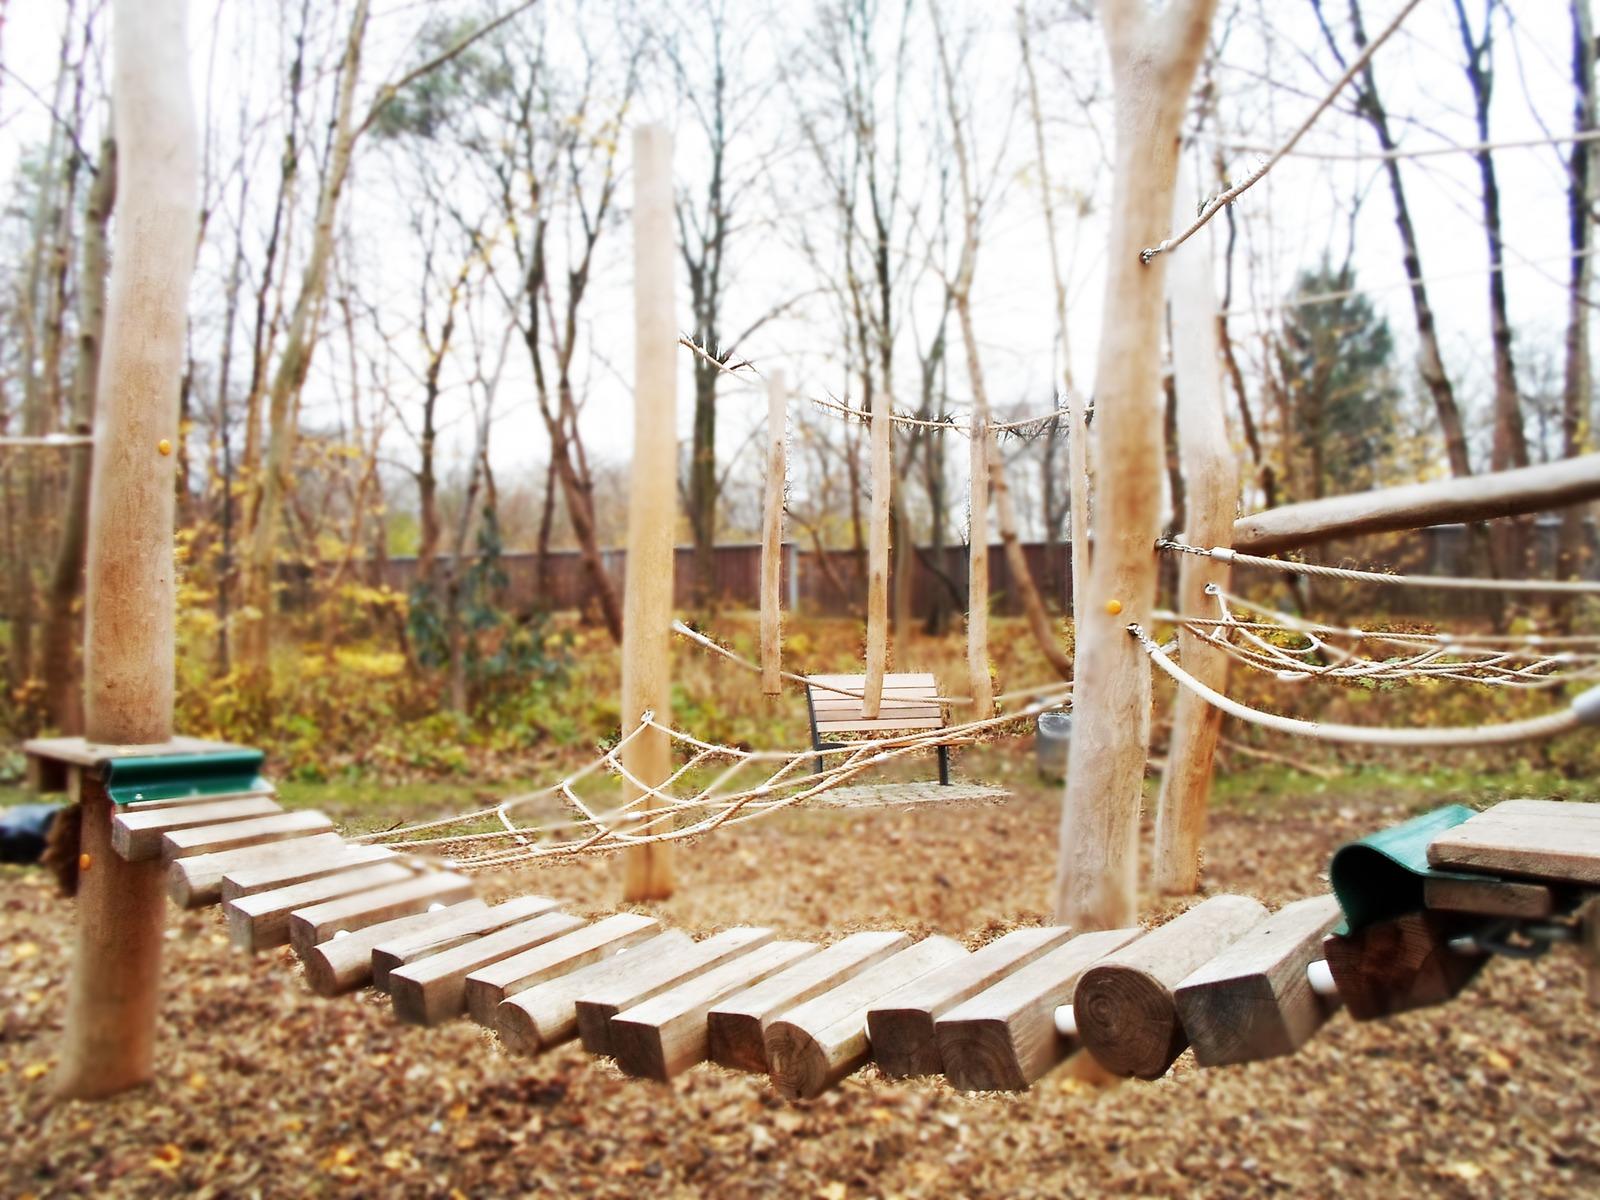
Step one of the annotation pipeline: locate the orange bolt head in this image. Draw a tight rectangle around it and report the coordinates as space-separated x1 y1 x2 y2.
158 439 172 456
1105 599 1123 615
78 852 92 871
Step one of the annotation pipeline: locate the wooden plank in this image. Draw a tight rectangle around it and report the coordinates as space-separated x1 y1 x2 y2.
21 734 251 768
166 832 346 908
812 702 942 719
967 412 994 719
288 872 477 957
225 861 418 953
710 932 913 1073
574 927 776 1054
1424 874 1555 919
389 911 587 1026
161 809 335 861
1322 910 1486 1021
371 895 563 991
611 941 818 1081
815 717 945 735
1427 814 1600 884
1172 895 1343 1068
123 787 275 812
866 926 1074 1079
936 928 1142 1092
220 843 397 902
111 795 281 861
496 933 696 1056
1074 894 1268 1079
462 913 662 1023
1491 799 1600 821
764 936 968 1100
805 673 936 689
301 901 490 996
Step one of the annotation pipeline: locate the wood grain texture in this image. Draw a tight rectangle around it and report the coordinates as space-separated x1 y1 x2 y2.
1322 910 1486 1021
866 926 1074 1078
764 936 968 1100
966 414 994 719
371 896 563 991
760 372 786 697
161 810 334 861
301 900 489 996
1427 810 1600 884
389 912 586 1026
575 927 776 1054
1074 894 1267 1079
936 928 1142 1092
709 931 912 1073
463 913 662 1024
220 843 398 902
1172 895 1342 1068
611 941 818 1081
495 933 695 1056
166 832 346 908
287 872 477 957
111 795 282 861
1424 875 1555 919
862 394 892 720
124 787 275 812
224 861 417 953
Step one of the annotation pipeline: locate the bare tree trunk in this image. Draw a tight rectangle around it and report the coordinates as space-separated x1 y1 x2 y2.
42 133 116 733
56 0 198 1100
1055 0 1217 931
1559 0 1598 598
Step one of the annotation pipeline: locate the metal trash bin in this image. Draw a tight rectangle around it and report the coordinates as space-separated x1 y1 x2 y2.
1035 709 1072 781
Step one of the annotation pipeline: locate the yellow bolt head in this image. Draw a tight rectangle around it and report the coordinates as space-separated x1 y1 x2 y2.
78 852 92 871
1105 599 1123 615
158 439 172 456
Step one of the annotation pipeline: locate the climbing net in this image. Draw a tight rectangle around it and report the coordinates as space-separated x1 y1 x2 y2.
353 625 1071 872
1158 585 1600 690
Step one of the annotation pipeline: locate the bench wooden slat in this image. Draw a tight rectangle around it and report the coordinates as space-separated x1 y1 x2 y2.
806 673 936 688
815 717 945 734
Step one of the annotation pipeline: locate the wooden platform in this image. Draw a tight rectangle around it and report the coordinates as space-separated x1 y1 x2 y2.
813 781 1010 809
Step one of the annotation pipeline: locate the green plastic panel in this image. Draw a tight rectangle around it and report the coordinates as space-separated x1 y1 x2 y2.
102 749 268 806
1328 803 1475 934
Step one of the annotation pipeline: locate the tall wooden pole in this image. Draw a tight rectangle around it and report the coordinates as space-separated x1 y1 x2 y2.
862 394 892 718
56 0 199 1099
1054 0 1218 930
621 125 677 902
1153 163 1236 895
967 416 994 718
760 372 787 697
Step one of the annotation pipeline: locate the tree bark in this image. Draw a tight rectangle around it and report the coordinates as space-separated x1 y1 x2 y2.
1559 0 1598 597
57 0 198 1099
1055 0 1217 931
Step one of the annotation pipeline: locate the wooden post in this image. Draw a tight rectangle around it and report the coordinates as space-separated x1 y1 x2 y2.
1153 163 1236 895
621 124 677 901
55 0 200 1100
1054 0 1218 930
967 416 994 718
862 395 892 719
760 372 787 696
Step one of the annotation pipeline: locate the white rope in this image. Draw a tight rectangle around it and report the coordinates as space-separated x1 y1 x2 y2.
1132 623 1600 747
1158 540 1600 594
1141 0 1425 264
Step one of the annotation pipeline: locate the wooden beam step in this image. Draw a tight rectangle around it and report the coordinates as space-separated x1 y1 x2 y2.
301 901 490 996
390 912 587 1026
1424 874 1555 919
611 941 819 1081
709 931 912 1074
1427 810 1600 885
462 913 662 1025
495 933 695 1056
764 936 968 1100
111 795 282 861
167 832 347 908
371 896 563 991
224 862 421 953
574 927 777 1054
1173 895 1343 1068
935 927 1142 1092
219 843 399 902
867 926 1074 1079
1074 894 1268 1080
162 810 336 863
1322 909 1486 1021
123 786 275 812
288 872 477 957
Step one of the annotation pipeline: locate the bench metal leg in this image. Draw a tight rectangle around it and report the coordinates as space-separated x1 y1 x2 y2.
937 744 950 786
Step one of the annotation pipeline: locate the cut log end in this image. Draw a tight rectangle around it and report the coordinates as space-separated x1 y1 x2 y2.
764 1020 833 1101
936 1017 1030 1093
1073 965 1183 1080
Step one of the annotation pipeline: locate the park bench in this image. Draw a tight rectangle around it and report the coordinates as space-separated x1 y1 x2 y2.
803 672 953 785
